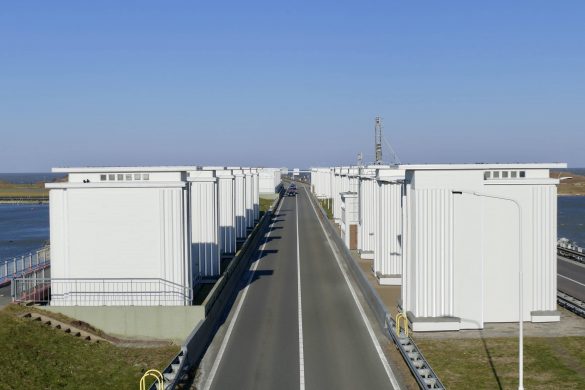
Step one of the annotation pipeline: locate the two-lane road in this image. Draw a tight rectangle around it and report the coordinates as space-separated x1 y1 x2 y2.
558 256 585 302
204 185 400 390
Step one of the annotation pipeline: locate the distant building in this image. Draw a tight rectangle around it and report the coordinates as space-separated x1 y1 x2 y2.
312 162 567 331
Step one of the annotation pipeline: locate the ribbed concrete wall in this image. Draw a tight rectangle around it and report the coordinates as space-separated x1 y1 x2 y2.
189 173 220 278
358 177 376 258
234 171 247 239
217 172 236 255
408 188 455 318
531 185 557 311
244 169 254 228
375 181 403 277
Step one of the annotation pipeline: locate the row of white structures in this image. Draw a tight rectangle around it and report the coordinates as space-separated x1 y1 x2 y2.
46 166 282 306
311 163 565 331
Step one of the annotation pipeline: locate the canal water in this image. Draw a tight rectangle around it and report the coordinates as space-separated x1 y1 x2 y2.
0 173 585 261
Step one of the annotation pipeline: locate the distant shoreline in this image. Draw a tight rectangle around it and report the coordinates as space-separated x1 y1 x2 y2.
0 200 49 205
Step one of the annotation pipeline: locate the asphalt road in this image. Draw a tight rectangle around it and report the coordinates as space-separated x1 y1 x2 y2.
558 256 585 302
206 186 399 390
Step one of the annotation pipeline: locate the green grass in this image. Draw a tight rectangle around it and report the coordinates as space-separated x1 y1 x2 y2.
416 336 585 389
260 197 274 213
319 198 333 219
0 305 179 389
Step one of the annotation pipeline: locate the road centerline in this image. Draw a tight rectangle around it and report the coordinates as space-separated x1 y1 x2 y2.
296 192 306 390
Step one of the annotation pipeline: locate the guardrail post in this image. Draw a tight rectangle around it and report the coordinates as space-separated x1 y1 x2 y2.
396 312 409 337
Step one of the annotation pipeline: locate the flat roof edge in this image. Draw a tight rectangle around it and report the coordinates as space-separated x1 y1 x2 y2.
52 166 200 173
401 163 568 170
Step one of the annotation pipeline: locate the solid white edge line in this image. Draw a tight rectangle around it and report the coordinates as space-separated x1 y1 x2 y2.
296 193 306 390
558 273 585 288
203 200 284 390
303 186 402 390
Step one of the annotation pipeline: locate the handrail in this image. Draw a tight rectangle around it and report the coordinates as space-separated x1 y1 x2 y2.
140 369 164 390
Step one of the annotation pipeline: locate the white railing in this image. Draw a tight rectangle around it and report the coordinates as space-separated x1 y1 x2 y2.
12 277 193 306
0 247 50 284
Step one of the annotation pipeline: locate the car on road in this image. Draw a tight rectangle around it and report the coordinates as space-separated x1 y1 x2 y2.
287 184 297 196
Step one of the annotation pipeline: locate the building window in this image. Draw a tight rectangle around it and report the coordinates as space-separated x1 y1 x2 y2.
484 171 491 180
511 171 517 178
142 174 150 180
100 174 106 181
502 171 509 178
134 173 141 180
519 171 526 178
493 171 500 179
125 174 132 181
108 174 115 181
117 174 124 181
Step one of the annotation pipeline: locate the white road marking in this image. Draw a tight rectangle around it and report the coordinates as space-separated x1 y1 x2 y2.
559 273 585 288
559 255 585 270
296 193 306 390
303 186 401 390
203 200 284 390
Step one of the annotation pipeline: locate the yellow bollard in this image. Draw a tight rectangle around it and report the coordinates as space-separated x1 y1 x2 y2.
396 312 409 337
139 369 164 390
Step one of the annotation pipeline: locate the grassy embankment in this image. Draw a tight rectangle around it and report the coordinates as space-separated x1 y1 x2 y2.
0 304 178 389
552 170 585 196
0 180 49 200
417 336 585 389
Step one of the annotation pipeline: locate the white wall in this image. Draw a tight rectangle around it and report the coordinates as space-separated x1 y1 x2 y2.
48 182 190 306
188 171 220 278
402 165 562 330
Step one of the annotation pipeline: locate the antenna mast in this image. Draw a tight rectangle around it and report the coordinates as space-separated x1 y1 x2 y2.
374 116 383 164
357 152 363 167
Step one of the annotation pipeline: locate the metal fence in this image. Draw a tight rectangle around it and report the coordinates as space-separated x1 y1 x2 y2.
12 277 193 306
0 246 50 285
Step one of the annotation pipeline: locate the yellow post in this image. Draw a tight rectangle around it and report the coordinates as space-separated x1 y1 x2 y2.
396 312 409 337
139 369 164 390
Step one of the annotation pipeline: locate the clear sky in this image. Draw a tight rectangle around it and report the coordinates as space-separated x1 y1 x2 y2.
1 1 583 171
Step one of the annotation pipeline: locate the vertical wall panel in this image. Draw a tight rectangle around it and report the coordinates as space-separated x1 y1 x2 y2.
411 189 455 318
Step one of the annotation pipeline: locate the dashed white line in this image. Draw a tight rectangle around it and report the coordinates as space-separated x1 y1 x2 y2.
296 193 306 390
203 200 284 390
559 274 585 288
303 186 401 390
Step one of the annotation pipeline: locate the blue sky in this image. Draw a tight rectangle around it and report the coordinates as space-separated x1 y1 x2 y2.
1 1 583 171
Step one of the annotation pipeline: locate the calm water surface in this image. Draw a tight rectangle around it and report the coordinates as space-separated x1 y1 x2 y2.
0 204 49 260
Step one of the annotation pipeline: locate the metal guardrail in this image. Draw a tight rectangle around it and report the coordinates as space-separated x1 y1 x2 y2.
558 291 585 318
0 246 50 285
307 187 445 389
11 277 192 306
152 194 283 390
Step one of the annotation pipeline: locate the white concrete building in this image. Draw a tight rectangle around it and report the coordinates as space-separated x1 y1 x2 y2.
244 168 255 229
402 163 566 331
310 168 333 199
252 168 260 222
232 168 248 240
47 167 193 306
341 192 359 250
374 167 406 286
214 168 237 256
259 168 282 195
357 167 377 260
188 169 220 279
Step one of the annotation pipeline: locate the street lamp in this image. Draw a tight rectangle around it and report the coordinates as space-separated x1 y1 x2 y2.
453 190 524 390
